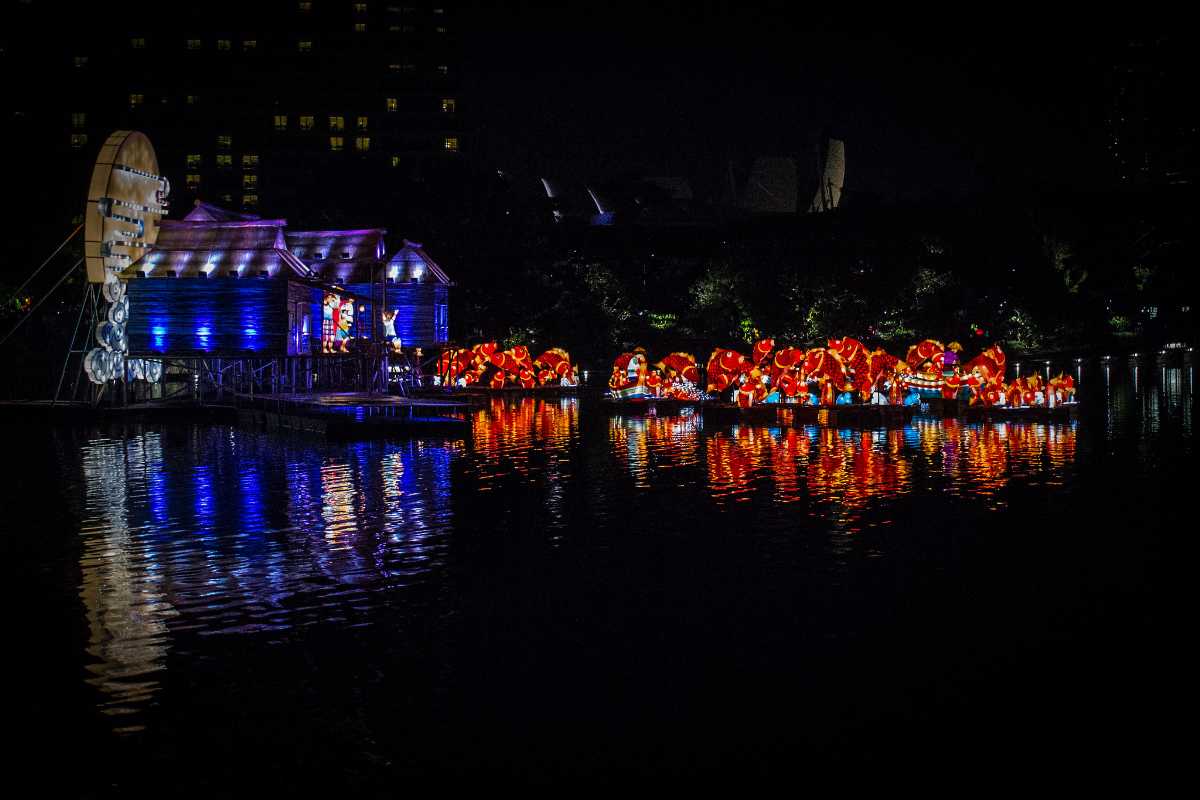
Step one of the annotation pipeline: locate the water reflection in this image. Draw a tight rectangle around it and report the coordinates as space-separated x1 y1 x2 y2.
72 429 458 728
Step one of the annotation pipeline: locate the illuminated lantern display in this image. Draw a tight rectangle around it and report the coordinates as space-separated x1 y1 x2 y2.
435 342 579 389
605 348 702 400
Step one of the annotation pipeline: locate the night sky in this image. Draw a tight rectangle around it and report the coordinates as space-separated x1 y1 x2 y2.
461 6 1116 202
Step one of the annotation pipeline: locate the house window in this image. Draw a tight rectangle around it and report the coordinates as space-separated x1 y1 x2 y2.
129 93 144 108
330 136 344 151
186 154 201 168
355 136 370 152
299 115 315 130
217 39 231 51
74 56 88 67
187 39 201 50
243 194 258 207
329 116 344 131
298 40 313 53
243 175 258 189
216 154 232 168
71 112 86 128
186 174 201 189
243 39 257 51
131 37 145 49
386 97 397 112
217 135 232 149
274 114 288 131
357 116 368 130
70 134 88 149
354 23 366 32
242 153 259 167
186 95 199 105
441 98 456 113
443 136 458 152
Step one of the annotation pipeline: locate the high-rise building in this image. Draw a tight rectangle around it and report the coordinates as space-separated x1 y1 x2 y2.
9 1 464 234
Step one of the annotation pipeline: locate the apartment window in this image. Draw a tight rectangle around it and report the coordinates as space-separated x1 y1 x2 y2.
129 93 144 108
243 39 257 51
298 40 313 53
70 134 88 149
354 23 366 33
131 37 145 49
216 154 232 168
186 154 202 168
186 95 199 105
436 26 447 34
355 136 370 152
330 136 344 151
242 153 259 167
217 39 231 51
388 63 401 71
73 56 88 68
391 155 400 168
71 112 86 128
298 1 312 10
441 98 456 113
433 7 444 13
357 116 368 130
386 97 397 112
243 174 258 189
221 194 233 204
274 114 288 131
243 194 258 207
443 136 458 152
299 115 315 130
187 39 201 50
402 62 416 73
186 174 201 189
354 2 368 12
329 115 344 131
437 64 448 76
217 135 232 149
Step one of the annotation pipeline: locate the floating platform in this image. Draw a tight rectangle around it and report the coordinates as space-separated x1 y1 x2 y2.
236 392 472 439
601 397 701 416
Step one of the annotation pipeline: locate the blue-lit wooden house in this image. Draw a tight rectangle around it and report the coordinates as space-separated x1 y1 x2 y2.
120 201 452 360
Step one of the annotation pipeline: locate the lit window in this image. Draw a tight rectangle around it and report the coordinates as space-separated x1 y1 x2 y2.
443 136 458 152
436 26 447 33
298 40 312 53
217 154 232 168
298 1 312 10
299 115 315 130
70 134 88 149
274 114 288 131
243 174 258 189
217 135 232 149
386 97 397 112
357 116 368 130
433 7 444 13
186 95 199 105
388 24 400 31
354 23 366 33
243 40 257 51
243 194 258 207
186 174 201 189
329 116 344 131
391 155 400 167
217 39 231 51
441 98 456 113
186 154 202 168
71 112 86 127
221 194 233 204
129 93 144 108
355 136 370 152
330 136 344 151
437 64 448 75
131 37 145 49
242 153 259 167
354 2 368 12
74 56 88 67
187 39 201 50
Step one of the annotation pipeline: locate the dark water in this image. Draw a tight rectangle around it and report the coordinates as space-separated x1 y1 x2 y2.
5 358 1194 791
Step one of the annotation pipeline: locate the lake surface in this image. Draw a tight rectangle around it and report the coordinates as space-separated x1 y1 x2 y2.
5 357 1193 790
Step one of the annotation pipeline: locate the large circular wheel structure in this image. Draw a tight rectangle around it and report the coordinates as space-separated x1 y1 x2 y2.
83 131 168 385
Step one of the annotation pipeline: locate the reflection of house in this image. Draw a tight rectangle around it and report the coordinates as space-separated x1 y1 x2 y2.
120 201 451 357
